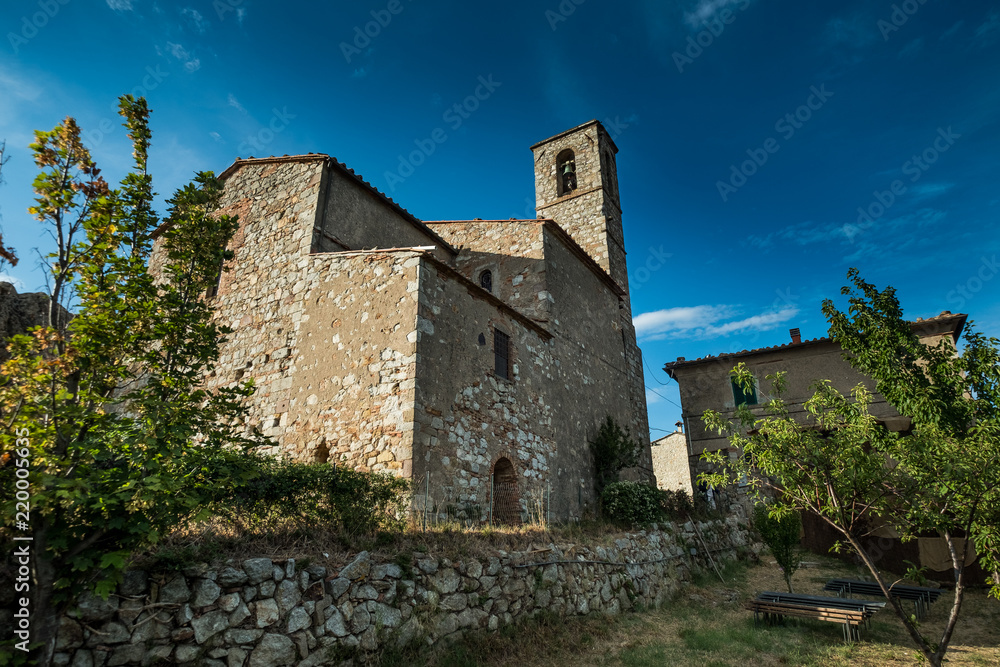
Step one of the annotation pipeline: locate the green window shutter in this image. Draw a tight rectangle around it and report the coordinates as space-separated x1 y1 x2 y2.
731 378 758 406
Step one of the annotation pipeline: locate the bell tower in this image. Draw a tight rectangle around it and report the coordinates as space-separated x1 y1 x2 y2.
530 121 653 482
530 120 626 291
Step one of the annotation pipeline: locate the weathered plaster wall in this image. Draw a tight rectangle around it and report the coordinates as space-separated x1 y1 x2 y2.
43 521 756 667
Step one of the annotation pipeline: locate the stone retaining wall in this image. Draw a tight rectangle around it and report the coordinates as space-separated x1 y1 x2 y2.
50 519 754 666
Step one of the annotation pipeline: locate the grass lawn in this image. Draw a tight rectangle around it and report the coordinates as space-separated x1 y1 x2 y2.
390 553 999 666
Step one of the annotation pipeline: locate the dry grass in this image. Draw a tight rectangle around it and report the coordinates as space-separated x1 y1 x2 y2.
384 555 999 667
139 516 641 574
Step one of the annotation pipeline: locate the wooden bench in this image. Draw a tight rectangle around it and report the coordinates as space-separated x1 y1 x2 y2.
823 579 942 619
746 592 884 642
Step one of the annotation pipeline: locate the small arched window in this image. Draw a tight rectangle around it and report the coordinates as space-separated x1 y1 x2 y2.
556 149 577 196
479 269 493 293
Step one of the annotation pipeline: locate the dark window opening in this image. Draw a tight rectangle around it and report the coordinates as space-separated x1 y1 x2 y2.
480 269 493 293
494 328 510 380
731 378 758 407
556 149 577 196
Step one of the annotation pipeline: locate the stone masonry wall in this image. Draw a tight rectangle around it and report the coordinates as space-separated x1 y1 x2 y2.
47 520 755 667
149 158 326 459
651 432 694 495
410 254 556 519
425 220 550 325
282 251 420 471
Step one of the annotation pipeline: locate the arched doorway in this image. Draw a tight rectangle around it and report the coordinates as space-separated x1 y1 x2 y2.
490 457 521 525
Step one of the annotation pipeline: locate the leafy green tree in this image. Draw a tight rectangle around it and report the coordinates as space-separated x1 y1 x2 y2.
752 502 802 593
589 415 639 497
0 97 265 666
701 271 1000 667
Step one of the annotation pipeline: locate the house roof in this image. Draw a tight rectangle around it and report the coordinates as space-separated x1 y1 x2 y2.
216 153 457 255
424 218 626 298
663 310 967 376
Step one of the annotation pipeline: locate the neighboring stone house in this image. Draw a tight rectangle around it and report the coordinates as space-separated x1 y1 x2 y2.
150 120 653 521
663 313 967 516
650 422 693 495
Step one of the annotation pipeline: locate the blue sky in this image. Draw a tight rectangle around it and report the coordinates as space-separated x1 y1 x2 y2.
1 0 998 440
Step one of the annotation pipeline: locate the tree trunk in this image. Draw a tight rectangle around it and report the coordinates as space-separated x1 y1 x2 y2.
30 530 61 667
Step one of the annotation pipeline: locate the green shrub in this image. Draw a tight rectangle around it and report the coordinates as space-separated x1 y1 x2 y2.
658 488 695 521
601 481 662 526
589 416 639 496
752 502 803 593
215 454 411 534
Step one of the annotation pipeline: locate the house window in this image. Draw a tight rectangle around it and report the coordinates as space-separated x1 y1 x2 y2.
556 149 576 196
731 377 758 407
494 328 510 380
479 269 493 293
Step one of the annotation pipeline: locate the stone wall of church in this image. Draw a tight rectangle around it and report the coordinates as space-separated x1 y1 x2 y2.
281 251 419 472
149 159 326 459
542 226 653 511
316 165 452 263
409 255 557 520
424 220 550 325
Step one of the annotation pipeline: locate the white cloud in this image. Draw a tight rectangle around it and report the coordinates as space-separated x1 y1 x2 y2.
182 7 209 34
106 0 133 10
236 7 247 25
940 21 964 41
633 304 799 341
684 0 750 29
227 93 246 114
166 42 200 72
898 37 924 58
973 11 1000 48
825 13 877 49
209 131 223 142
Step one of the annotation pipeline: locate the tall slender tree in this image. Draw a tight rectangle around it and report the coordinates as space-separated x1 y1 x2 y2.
0 97 265 666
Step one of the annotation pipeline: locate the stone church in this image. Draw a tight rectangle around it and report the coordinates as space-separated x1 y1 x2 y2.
152 120 653 520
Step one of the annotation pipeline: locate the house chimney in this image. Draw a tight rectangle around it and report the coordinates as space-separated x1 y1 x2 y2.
675 420 684 433
789 328 801 344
